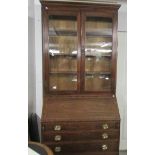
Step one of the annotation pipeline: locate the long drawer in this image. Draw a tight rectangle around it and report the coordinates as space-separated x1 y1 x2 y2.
54 152 119 155
42 130 119 142
44 140 119 153
41 121 120 132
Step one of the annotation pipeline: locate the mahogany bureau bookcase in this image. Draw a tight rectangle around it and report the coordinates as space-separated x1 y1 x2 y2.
40 1 121 155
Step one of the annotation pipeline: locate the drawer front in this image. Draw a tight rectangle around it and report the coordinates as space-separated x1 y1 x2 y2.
42 130 119 142
54 152 119 155
41 121 120 132
45 140 119 153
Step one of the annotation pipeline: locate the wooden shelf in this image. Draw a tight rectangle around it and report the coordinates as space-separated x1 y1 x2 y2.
49 71 77 75
49 29 112 37
49 50 111 57
85 54 111 57
49 71 110 75
49 53 77 57
49 53 111 57
86 28 112 36
86 32 112 37
49 30 77 36
85 71 111 75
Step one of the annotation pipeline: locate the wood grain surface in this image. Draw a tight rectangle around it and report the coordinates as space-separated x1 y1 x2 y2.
54 152 119 155
42 130 119 142
42 97 120 122
45 140 119 152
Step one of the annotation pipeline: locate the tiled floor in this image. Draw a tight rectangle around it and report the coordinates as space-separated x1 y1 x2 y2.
120 151 127 155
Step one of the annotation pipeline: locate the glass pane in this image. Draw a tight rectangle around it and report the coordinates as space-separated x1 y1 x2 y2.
85 74 111 91
49 36 77 55
85 57 111 72
50 56 77 72
48 15 78 91
49 74 77 91
85 16 112 91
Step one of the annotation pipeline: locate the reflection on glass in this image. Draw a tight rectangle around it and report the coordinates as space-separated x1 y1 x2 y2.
49 75 77 91
85 56 111 72
85 16 112 91
49 36 77 55
49 15 77 31
50 56 77 72
85 74 111 91
48 15 78 91
86 17 112 35
85 37 112 57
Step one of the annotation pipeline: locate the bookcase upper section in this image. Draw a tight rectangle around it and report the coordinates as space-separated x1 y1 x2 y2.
41 1 120 95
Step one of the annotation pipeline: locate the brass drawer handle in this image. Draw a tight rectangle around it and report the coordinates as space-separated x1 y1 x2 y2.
102 133 108 139
102 124 109 130
54 125 61 131
102 144 108 150
54 135 62 141
54 146 61 152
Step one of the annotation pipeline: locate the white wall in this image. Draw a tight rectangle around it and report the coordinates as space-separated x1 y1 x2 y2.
28 0 36 116
28 0 43 117
34 2 43 118
117 32 127 150
28 0 127 150
117 1 127 150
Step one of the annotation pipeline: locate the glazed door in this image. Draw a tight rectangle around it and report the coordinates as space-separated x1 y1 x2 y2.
45 11 81 93
43 10 116 94
81 12 114 93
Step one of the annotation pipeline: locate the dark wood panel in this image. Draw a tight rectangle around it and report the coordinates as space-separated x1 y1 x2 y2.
54 152 119 155
42 97 120 122
111 13 118 94
41 121 120 132
41 1 121 13
45 140 119 153
42 130 119 142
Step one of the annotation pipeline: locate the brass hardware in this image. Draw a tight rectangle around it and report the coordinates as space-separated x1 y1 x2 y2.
54 135 62 141
55 146 61 152
102 124 108 130
102 144 108 150
54 125 61 131
102 133 108 139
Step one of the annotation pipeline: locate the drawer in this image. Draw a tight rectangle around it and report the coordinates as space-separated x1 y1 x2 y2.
41 121 120 132
54 152 119 155
42 130 119 142
45 140 119 153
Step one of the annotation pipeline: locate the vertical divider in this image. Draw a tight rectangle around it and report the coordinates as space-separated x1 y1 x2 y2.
43 7 50 94
80 12 86 92
111 13 118 95
77 12 81 93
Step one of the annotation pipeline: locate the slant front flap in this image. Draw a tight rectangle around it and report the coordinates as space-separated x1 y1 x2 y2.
42 96 120 122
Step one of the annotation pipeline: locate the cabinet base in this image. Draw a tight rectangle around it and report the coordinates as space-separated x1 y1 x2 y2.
54 152 119 155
